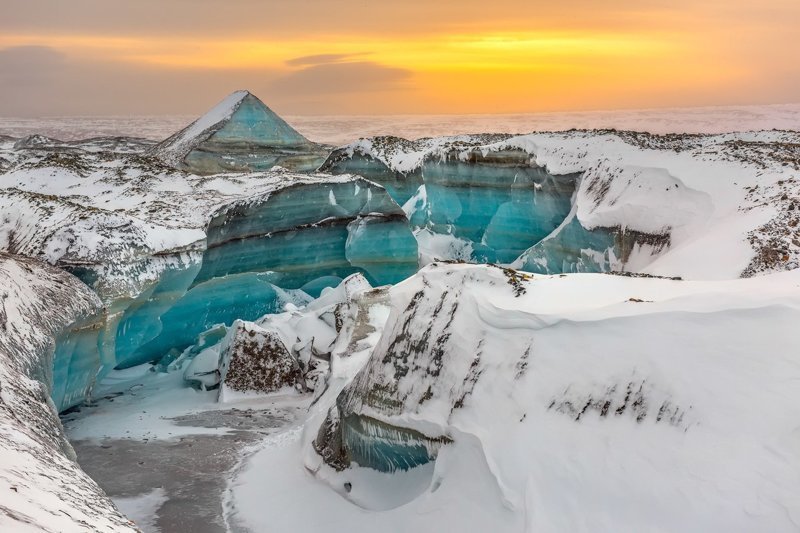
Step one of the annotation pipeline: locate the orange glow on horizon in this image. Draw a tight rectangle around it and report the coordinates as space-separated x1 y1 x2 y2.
0 0 796 116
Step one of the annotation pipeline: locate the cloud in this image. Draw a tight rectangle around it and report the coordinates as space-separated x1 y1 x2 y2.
285 53 367 67
0 46 66 86
271 61 411 96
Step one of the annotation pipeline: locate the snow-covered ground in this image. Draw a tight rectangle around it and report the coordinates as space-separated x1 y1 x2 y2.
225 264 800 532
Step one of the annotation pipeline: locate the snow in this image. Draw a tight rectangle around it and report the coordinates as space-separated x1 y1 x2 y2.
413 228 475 265
64 367 230 442
223 264 800 532
0 254 135 532
113 488 168 533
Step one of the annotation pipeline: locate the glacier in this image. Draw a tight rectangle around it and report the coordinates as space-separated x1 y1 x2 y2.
1 92 800 532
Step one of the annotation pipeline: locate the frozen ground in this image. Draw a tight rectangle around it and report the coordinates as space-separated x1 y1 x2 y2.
62 367 310 533
1 103 799 145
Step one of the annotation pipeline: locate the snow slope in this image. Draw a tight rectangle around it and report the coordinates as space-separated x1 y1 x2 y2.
0 253 135 532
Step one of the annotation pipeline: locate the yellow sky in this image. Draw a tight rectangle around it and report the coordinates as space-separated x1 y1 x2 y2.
0 0 797 115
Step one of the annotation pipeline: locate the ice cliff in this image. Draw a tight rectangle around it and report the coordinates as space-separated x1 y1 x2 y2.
323 130 800 279
0 140 417 411
0 253 135 532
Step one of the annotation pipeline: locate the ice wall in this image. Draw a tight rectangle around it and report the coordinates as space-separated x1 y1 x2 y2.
322 141 580 264
129 178 418 368
322 131 734 274
0 145 418 407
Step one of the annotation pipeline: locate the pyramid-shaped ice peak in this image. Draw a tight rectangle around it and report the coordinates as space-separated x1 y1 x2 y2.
151 91 325 173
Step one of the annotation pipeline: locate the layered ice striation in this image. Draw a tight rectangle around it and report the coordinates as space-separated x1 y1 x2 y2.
0 140 417 409
323 137 580 264
137 176 418 365
151 90 329 174
323 130 776 274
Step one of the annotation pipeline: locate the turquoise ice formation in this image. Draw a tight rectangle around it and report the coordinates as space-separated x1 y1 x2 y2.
90 177 417 373
322 144 580 264
341 415 446 473
151 90 329 173
10 171 418 410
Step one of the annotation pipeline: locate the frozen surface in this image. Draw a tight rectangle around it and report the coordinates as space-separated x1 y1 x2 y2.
113 488 168 533
63 362 310 533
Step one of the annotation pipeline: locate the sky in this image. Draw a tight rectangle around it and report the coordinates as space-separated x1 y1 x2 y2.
0 0 798 117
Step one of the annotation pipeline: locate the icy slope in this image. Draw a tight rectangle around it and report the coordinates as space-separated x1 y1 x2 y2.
0 144 417 410
323 130 800 278
0 253 135 532
292 263 800 532
150 90 329 173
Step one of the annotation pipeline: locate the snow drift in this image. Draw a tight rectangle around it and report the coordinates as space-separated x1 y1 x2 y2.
298 263 800 532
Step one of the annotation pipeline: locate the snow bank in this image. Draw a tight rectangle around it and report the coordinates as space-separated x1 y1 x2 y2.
0 253 136 532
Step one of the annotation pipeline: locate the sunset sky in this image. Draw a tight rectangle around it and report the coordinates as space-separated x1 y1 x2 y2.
1 0 798 116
